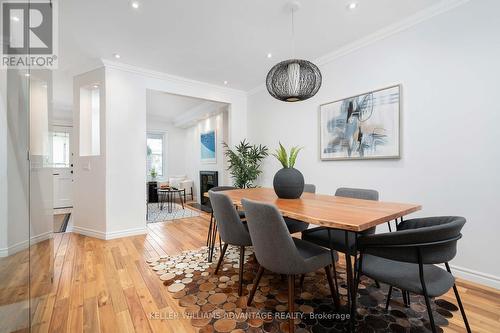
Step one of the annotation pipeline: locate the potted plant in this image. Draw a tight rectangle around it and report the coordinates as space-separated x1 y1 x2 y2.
150 167 158 181
272 143 304 199
223 140 268 188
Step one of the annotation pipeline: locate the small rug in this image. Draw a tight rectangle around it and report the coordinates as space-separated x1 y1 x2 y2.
147 203 200 223
54 213 71 233
146 246 459 332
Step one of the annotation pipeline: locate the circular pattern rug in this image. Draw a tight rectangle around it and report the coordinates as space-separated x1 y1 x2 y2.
147 246 459 332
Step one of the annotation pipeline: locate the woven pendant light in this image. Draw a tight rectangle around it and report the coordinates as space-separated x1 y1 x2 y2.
266 1 322 102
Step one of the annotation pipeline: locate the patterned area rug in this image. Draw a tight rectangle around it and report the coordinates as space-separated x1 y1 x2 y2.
146 246 459 332
147 203 200 223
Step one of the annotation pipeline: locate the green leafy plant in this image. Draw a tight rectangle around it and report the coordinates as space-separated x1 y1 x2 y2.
272 142 303 168
150 167 158 180
223 140 269 188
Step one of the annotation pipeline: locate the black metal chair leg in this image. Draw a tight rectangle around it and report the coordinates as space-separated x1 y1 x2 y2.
331 260 340 304
418 250 437 333
325 265 338 304
402 289 409 307
288 274 296 333
385 286 393 311
206 212 214 246
238 246 245 296
375 280 381 288
445 263 471 333
247 265 264 306
214 243 228 274
299 274 305 290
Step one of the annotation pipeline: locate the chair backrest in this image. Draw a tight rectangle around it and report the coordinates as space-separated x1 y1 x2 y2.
211 186 238 192
208 191 251 246
206 186 237 209
335 187 379 234
335 187 379 201
242 199 304 274
358 216 466 264
303 184 316 193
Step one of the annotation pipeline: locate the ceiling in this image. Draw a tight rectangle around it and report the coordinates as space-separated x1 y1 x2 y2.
56 0 444 109
147 91 208 121
147 91 227 127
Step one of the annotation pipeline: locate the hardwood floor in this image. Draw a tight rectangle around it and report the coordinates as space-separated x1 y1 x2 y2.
15 213 500 332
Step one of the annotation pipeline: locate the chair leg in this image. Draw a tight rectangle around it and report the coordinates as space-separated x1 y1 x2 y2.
385 286 393 311
288 274 296 333
331 260 340 300
375 280 381 288
299 274 305 290
206 212 213 246
214 243 228 274
402 289 409 307
247 265 264 306
422 290 437 333
445 263 471 333
325 265 339 307
238 246 245 296
419 272 437 332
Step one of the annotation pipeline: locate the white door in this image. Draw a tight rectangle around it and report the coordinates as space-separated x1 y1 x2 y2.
52 126 73 208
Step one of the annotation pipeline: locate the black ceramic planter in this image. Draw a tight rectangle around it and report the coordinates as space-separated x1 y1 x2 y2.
273 168 305 199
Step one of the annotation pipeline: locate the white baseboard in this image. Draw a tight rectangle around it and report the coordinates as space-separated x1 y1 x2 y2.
105 227 148 240
71 225 147 240
0 231 53 257
448 264 500 290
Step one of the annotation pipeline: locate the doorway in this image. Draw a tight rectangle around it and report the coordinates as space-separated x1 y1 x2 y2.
52 125 74 209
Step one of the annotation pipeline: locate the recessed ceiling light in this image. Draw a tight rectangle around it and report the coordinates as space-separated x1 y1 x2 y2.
113 53 121 59
11 16 20 22
93 84 99 89
24 73 30 77
131 1 140 9
223 80 228 85
267 53 273 59
347 2 358 10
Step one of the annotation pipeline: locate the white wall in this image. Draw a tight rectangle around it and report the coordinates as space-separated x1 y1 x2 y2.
185 110 229 202
0 71 8 254
248 0 500 288
92 62 246 239
146 116 187 180
73 68 107 238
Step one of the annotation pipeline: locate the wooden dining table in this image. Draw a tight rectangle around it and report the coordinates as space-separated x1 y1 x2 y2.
215 187 422 328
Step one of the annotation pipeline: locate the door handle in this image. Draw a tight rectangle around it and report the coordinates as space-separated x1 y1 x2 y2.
53 173 60 176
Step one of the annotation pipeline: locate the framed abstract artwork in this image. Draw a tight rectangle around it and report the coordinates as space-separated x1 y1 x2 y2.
200 130 217 163
319 85 401 160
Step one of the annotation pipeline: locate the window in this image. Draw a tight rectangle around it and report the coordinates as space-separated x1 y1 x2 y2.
52 131 70 168
147 133 165 178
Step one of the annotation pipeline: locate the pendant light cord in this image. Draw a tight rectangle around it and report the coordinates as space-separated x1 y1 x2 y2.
291 8 296 58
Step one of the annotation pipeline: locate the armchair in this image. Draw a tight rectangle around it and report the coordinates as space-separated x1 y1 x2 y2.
168 175 194 201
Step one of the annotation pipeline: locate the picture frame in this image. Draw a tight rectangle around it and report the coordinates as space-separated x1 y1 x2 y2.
200 130 217 164
319 84 401 161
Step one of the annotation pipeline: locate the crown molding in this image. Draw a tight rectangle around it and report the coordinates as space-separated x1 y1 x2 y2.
247 0 471 96
101 59 247 97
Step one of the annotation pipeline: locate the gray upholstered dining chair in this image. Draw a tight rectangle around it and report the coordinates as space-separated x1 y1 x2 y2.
209 190 252 296
206 186 245 261
283 183 316 234
242 198 338 333
301 187 379 292
354 216 471 333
